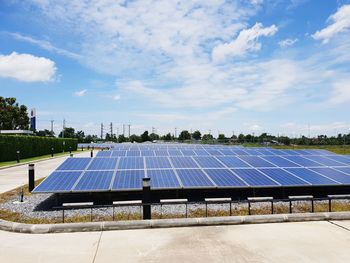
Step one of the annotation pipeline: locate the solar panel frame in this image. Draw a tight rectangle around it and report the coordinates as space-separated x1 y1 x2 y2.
73 171 114 191
33 171 83 193
204 169 248 187
56 158 92 171
112 170 145 190
176 169 216 188
231 169 280 187
87 157 118 170
147 169 182 189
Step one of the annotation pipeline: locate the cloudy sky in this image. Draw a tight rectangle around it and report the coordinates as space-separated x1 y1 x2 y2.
0 0 350 137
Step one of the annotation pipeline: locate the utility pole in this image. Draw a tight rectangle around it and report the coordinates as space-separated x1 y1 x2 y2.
175 128 177 139
116 127 119 143
50 120 54 134
101 123 104 139
123 124 125 137
128 124 131 138
62 119 66 138
110 122 113 137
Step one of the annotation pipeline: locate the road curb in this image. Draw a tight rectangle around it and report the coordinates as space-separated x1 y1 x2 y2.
1 211 350 234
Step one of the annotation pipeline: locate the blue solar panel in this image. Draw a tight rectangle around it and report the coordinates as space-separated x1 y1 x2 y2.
231 169 279 186
309 168 350 184
303 156 347 166
283 156 325 167
216 156 251 168
205 150 223 156
284 168 339 185
325 155 350 165
147 169 181 188
237 156 276 168
96 151 112 157
193 149 210 156
205 169 247 187
170 156 198 168
57 158 91 171
176 169 215 187
334 167 350 175
218 149 235 155
140 150 155 156
260 156 301 168
111 150 127 157
33 171 82 192
154 150 169 156
181 150 196 156
145 157 172 169
87 158 118 170
168 150 183 156
74 171 114 191
117 157 144 169
258 168 308 186
192 156 225 168
112 170 145 189
126 150 141 157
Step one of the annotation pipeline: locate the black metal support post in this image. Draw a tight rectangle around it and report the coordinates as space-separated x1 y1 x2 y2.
142 178 151 220
51 147 54 157
271 201 274 214
69 147 72 154
248 201 251 215
90 150 93 158
16 150 20 163
329 198 332 212
28 164 35 192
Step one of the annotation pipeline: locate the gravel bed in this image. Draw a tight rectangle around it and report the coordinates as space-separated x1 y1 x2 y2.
1 194 350 222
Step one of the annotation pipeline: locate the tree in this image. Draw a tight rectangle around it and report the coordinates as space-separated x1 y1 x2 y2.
118 134 128 143
58 127 75 138
202 134 214 141
141 131 151 142
75 130 85 142
36 129 54 137
129 134 142 143
164 133 172 141
0 97 29 130
192 130 201 140
178 130 191 141
149 133 159 141
217 134 226 143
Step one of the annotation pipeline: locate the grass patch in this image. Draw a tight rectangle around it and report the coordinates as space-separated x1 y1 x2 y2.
0 149 88 167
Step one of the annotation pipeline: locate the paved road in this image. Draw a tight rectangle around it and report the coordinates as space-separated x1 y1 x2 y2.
1 220 350 263
0 151 92 193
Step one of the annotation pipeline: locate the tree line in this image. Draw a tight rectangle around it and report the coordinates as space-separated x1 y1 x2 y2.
1 96 349 145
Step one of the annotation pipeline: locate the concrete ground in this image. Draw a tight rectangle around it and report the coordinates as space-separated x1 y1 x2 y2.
0 151 92 193
0 220 349 263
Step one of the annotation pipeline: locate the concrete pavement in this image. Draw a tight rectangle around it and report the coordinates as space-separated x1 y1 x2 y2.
1 220 350 263
0 151 92 193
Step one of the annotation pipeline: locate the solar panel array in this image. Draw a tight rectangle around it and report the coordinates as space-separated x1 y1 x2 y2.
33 145 350 193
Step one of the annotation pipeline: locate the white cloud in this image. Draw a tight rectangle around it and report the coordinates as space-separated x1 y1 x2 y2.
329 78 350 105
278 38 298 47
112 94 121 101
8 32 81 60
212 23 277 62
312 4 350 43
0 52 56 82
74 89 87 97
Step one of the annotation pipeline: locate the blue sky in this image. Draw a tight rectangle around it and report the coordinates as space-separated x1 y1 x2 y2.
0 0 350 137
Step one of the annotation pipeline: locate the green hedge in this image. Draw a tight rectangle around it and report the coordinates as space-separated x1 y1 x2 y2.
0 135 78 162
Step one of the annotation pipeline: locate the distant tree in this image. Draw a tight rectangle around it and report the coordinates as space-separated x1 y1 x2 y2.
118 134 128 143
36 129 54 137
75 130 85 142
149 133 160 141
129 134 142 143
238 134 245 143
192 130 201 140
141 131 151 142
84 135 98 143
217 134 226 143
0 97 29 130
164 133 172 141
58 127 75 138
202 134 214 141
178 130 191 141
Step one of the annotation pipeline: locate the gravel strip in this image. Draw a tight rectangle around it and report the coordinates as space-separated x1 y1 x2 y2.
1 194 350 222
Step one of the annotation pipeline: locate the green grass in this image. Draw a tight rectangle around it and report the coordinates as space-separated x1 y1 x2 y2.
0 150 88 167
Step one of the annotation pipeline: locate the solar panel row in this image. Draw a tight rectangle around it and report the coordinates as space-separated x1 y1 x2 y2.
34 166 350 193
